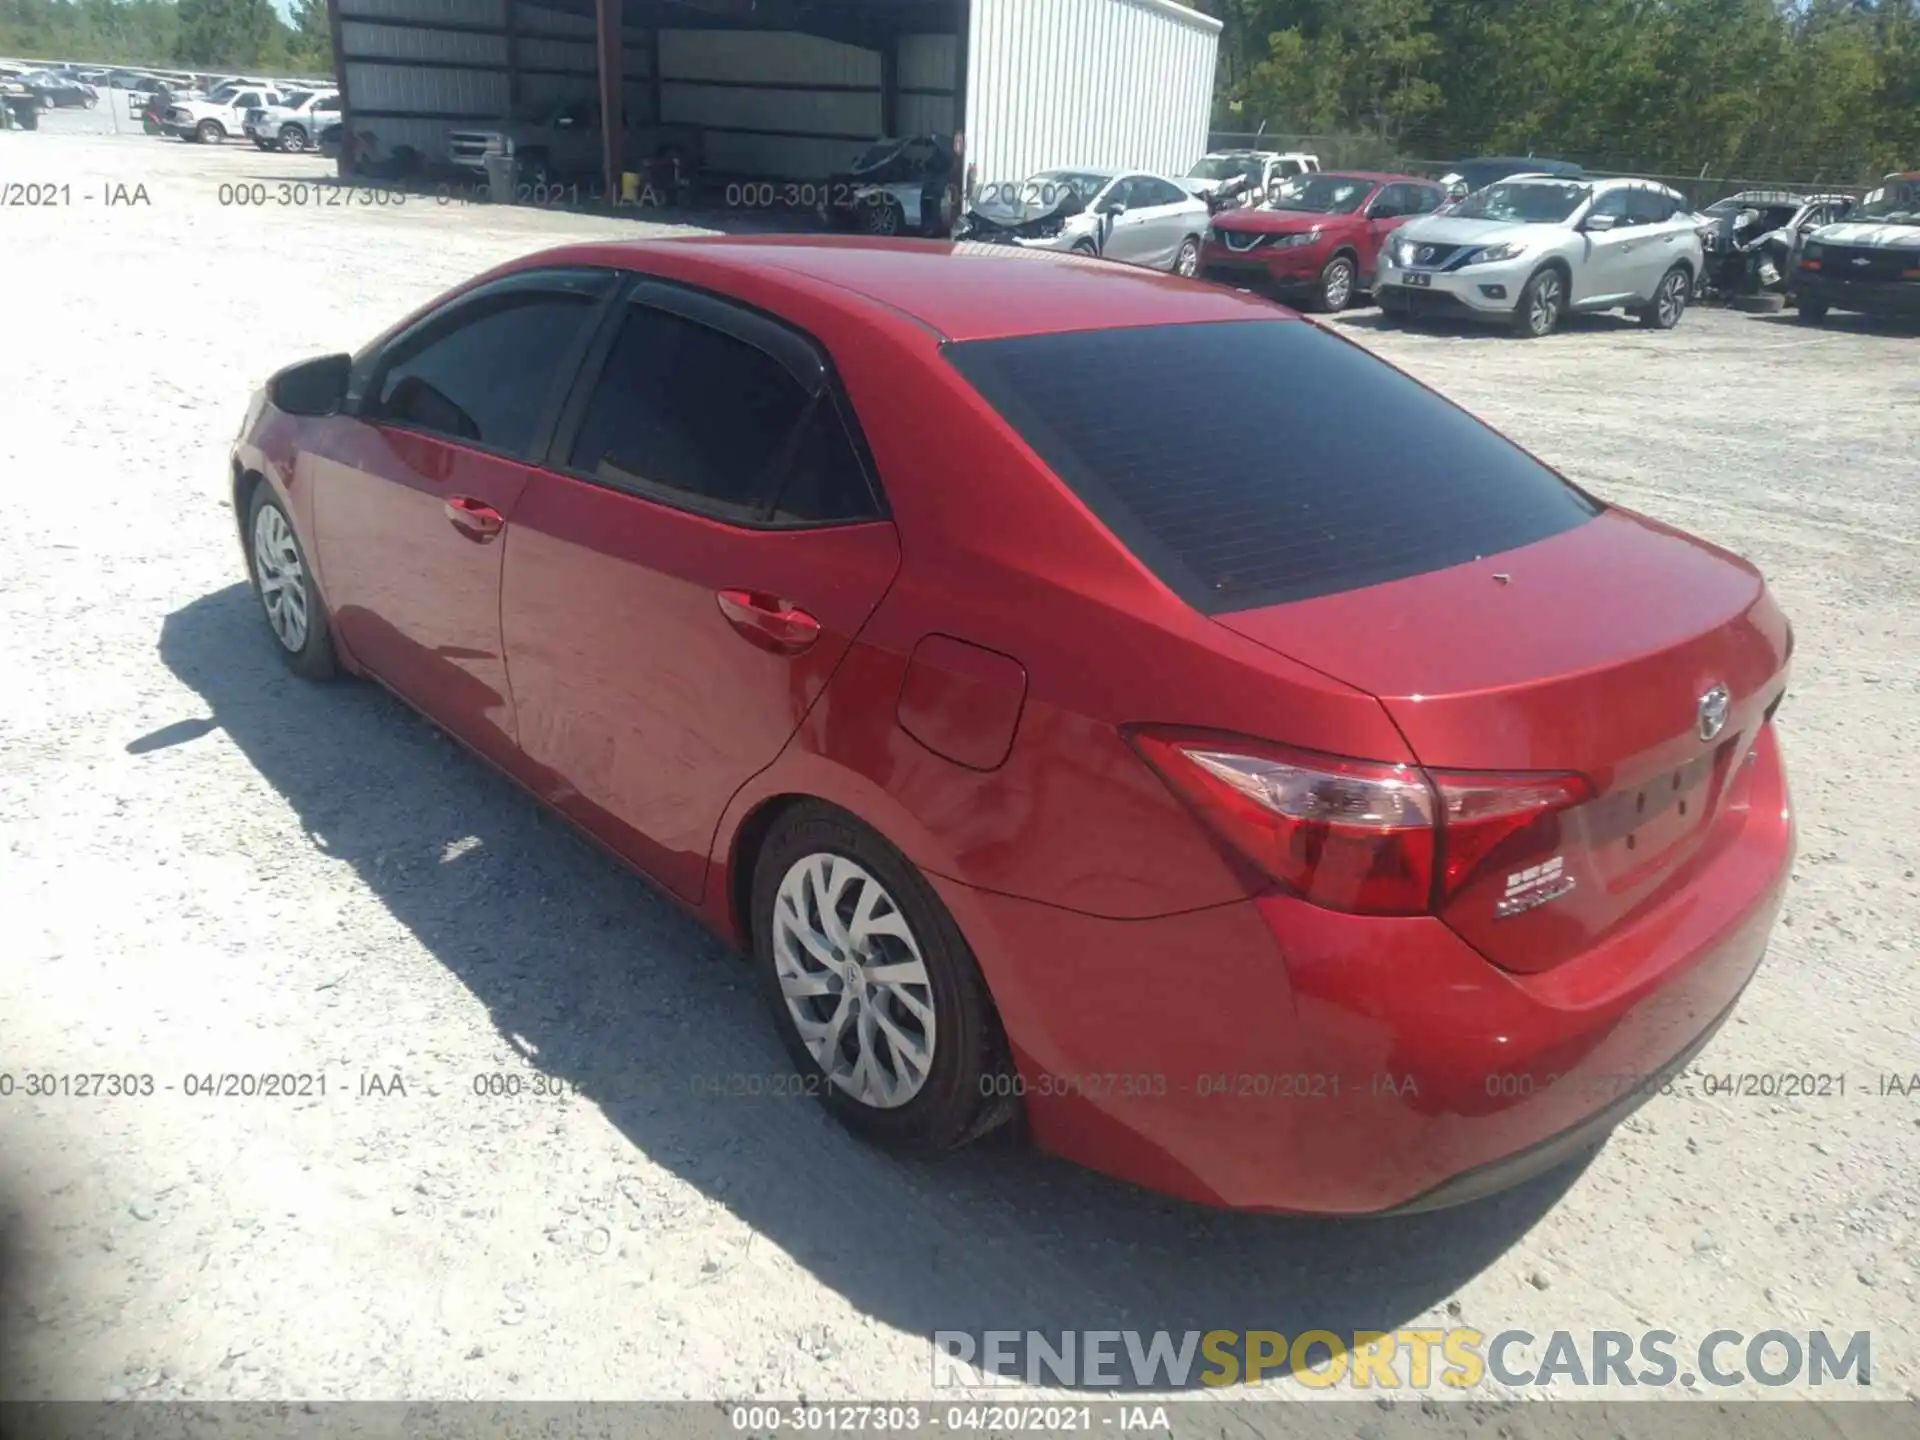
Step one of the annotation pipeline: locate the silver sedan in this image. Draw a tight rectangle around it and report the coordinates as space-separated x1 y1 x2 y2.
959 168 1211 277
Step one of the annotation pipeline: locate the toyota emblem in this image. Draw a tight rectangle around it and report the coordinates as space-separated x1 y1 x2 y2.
1696 684 1731 742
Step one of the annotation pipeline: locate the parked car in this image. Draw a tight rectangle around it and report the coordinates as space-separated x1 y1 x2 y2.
318 120 345 160
957 168 1210 275
817 134 957 236
1438 156 1586 207
22 70 96 108
166 84 285 143
230 237 1795 1214
1693 190 1855 303
246 90 338 153
1793 172 1920 324
1180 149 1321 211
1200 171 1447 311
1376 175 1702 337
448 101 702 189
0 75 38 129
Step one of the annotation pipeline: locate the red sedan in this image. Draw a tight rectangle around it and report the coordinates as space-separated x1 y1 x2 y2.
1201 170 1447 310
232 237 1793 1215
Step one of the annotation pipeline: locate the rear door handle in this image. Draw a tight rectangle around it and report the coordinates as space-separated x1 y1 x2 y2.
716 589 821 654
444 495 504 542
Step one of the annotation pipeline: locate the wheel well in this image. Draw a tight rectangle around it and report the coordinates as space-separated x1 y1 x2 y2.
1330 245 1359 265
727 793 812 947
1534 257 1572 285
233 464 263 552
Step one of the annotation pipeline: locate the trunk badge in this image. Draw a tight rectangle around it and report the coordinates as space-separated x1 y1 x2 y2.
1697 684 1731 741
1496 856 1575 919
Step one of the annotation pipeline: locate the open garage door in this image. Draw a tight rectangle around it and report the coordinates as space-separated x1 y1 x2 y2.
327 0 1217 220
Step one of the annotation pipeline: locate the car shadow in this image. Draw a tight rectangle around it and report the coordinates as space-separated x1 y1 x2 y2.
1334 309 1647 340
154 581 1584 1390
1742 310 1920 336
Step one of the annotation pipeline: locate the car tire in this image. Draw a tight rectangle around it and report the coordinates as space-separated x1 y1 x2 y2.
83 95 97 109
1172 235 1200 278
245 486 337 681
750 802 1015 1155
1310 254 1356 312
1641 265 1692 329
254 139 278 151
862 197 905 237
1798 298 1830 324
1513 266 1566 338
279 124 307 153
195 119 223 144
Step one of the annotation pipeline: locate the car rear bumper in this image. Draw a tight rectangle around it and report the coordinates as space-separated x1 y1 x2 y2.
933 725 1793 1215
1797 272 1920 317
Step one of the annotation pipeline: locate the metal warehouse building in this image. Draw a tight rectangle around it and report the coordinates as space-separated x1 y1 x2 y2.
325 0 1221 201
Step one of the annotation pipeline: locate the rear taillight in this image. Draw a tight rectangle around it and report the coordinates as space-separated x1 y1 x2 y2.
1128 727 1590 917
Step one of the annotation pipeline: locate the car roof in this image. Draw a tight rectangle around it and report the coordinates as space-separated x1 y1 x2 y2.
522 236 1292 345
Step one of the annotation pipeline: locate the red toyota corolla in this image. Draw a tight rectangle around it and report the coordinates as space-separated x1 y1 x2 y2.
231 237 1793 1215
1201 170 1447 311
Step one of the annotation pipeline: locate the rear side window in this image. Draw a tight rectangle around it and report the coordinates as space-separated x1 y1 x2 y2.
567 304 813 520
943 320 1600 613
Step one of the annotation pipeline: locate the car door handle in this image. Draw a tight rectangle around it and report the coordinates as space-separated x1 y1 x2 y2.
716 589 821 655
444 495 504 542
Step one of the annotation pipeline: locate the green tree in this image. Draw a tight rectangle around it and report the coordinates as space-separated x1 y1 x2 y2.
173 0 277 68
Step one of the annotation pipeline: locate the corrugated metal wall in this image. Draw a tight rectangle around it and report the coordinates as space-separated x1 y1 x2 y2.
965 0 1219 186
336 0 649 163
659 30 879 179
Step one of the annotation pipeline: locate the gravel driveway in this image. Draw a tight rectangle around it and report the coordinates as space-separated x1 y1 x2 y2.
1 125 1916 1412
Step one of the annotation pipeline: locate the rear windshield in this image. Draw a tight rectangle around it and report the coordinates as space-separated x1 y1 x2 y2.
943 320 1601 613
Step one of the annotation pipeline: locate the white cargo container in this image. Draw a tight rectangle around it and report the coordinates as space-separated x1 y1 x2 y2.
327 0 1221 207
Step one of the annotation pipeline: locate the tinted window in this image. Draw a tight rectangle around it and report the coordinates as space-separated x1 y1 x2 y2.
1626 186 1678 225
1135 177 1188 207
772 398 879 524
1404 184 1443 215
375 292 600 456
567 304 812 518
943 320 1600 613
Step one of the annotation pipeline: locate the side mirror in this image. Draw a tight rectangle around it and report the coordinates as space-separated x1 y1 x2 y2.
1582 212 1618 232
269 353 350 417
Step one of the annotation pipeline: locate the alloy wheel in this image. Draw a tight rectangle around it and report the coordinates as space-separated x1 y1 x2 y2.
1176 238 1200 277
1530 273 1563 335
1323 258 1353 309
251 504 310 652
1658 272 1686 325
772 853 936 1109
863 200 902 237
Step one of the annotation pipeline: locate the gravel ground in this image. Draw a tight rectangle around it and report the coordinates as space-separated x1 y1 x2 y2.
2 121 1917 1412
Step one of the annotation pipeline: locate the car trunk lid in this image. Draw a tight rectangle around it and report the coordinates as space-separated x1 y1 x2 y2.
1214 508 1792 972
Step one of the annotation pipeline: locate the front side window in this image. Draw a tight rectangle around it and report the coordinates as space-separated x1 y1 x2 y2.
1626 186 1681 225
1586 188 1632 223
374 289 603 456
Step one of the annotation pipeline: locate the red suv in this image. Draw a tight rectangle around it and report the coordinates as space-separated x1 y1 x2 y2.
1201 171 1447 311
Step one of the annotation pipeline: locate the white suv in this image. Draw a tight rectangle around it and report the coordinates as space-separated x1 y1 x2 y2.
245 91 339 152
1375 175 1704 337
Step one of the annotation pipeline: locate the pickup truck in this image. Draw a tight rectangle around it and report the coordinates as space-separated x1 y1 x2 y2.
166 84 285 143
447 101 701 194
